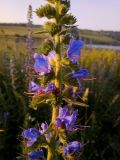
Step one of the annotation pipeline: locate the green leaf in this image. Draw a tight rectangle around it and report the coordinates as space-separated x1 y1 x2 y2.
34 30 48 34
30 93 51 109
82 88 89 102
63 98 89 107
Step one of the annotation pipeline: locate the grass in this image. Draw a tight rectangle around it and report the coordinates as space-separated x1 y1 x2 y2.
0 23 120 45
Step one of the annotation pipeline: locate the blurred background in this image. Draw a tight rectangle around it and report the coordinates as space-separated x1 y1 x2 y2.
0 0 120 160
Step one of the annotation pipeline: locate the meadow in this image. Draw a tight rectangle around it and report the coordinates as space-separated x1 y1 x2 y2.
0 24 120 160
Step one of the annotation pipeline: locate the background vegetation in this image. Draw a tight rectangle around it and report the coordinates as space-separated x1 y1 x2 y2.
0 23 120 160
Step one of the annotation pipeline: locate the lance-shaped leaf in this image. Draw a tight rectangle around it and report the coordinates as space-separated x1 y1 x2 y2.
63 98 89 107
82 88 89 102
30 93 52 109
34 30 49 35
35 4 56 19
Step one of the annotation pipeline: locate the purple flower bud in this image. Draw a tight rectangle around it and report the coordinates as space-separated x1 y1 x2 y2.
39 123 50 140
65 110 78 130
29 81 41 93
28 150 44 160
22 128 40 147
72 68 90 79
58 107 70 118
63 141 83 156
33 53 51 75
43 82 55 93
67 39 84 63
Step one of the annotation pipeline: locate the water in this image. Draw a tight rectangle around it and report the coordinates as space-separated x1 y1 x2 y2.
86 44 120 51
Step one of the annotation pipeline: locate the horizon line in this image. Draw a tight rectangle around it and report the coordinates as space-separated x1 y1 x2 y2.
0 22 120 32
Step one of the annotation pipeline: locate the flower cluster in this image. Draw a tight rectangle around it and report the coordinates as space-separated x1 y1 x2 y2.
55 107 78 131
29 81 55 95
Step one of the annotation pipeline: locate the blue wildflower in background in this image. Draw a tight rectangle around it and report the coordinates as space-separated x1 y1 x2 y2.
3 112 10 120
67 38 84 63
63 141 83 157
28 150 44 160
39 123 50 140
56 107 78 131
22 128 40 147
33 53 51 75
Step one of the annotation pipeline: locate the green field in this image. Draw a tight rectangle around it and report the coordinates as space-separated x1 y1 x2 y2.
0 23 120 160
0 23 120 45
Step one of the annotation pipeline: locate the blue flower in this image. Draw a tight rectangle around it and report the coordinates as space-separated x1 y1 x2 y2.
63 141 83 157
39 123 50 140
3 112 10 119
67 39 84 63
43 82 55 93
72 68 90 79
29 81 41 93
22 128 40 147
58 107 70 118
56 107 78 131
33 53 51 75
28 150 44 160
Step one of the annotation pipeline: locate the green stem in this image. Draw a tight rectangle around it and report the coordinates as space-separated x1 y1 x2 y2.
47 2 61 160
55 34 61 89
47 147 53 160
52 105 59 123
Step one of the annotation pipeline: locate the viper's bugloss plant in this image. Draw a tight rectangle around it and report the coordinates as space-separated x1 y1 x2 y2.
21 0 94 159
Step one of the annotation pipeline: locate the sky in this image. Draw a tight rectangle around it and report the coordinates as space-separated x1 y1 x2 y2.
0 0 120 31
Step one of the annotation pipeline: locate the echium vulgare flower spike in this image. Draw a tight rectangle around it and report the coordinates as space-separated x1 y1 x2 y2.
67 38 84 63
55 107 78 131
63 141 84 157
28 150 44 160
29 81 42 93
39 123 50 140
33 53 51 75
72 68 90 79
22 128 40 147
